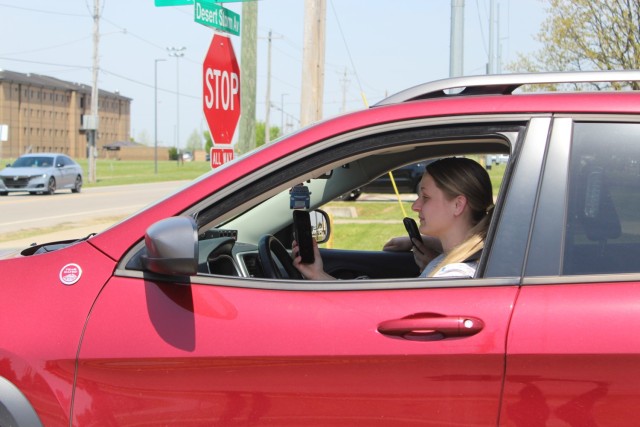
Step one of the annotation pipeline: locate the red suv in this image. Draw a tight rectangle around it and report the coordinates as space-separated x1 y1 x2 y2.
2 71 640 426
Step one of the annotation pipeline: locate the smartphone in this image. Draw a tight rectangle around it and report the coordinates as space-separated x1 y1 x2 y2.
403 217 423 254
293 210 315 264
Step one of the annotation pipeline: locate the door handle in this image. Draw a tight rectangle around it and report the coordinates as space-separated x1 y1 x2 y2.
377 313 484 341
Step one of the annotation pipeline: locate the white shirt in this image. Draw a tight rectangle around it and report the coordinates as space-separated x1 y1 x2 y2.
420 253 477 278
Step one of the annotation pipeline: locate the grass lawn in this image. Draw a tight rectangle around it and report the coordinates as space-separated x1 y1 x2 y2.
324 201 414 250
77 159 212 187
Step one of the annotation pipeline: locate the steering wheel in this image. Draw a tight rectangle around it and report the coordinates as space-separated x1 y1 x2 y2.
258 235 304 280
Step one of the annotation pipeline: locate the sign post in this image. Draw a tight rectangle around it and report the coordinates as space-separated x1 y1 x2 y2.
203 34 241 148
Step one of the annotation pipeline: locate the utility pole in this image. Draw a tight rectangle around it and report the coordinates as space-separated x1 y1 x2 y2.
167 46 185 163
88 0 100 183
449 0 464 78
263 29 283 144
340 68 349 113
264 30 272 144
488 0 496 74
497 3 503 74
280 93 288 136
237 1 258 154
300 0 326 127
154 59 166 174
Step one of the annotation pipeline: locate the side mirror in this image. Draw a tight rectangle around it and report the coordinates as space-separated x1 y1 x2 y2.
310 209 331 244
141 216 198 276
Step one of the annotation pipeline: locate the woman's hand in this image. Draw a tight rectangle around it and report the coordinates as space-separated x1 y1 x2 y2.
383 235 440 271
292 240 335 280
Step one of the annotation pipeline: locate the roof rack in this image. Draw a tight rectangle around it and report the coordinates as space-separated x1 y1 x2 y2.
374 70 640 107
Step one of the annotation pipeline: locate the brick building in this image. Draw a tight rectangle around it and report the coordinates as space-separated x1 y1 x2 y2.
0 69 131 160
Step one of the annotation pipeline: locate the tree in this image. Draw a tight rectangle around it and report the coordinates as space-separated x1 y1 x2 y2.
203 130 213 154
255 121 280 148
185 129 203 154
136 130 151 145
509 0 640 89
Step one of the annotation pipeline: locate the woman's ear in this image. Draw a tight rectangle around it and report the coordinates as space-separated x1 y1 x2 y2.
453 195 468 216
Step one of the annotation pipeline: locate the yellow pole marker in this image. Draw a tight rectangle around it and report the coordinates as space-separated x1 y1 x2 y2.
388 171 407 217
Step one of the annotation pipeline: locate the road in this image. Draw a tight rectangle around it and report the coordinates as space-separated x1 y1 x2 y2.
0 181 189 251
0 183 414 255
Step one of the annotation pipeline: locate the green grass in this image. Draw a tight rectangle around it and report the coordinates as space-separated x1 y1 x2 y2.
324 201 414 250
330 222 408 250
1 158 212 187
76 159 212 187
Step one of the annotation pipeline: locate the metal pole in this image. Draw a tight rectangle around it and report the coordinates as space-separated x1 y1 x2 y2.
488 0 496 74
154 59 166 174
265 30 272 144
280 93 288 136
449 0 464 78
89 0 100 183
167 46 186 163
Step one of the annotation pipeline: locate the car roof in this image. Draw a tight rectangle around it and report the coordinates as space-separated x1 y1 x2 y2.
375 70 640 106
18 153 71 159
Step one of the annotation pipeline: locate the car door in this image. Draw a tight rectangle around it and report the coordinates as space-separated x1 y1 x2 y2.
501 119 640 426
72 276 518 426
70 118 549 426
53 155 70 188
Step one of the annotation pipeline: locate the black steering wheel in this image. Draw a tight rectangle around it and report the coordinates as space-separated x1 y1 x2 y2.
258 235 304 280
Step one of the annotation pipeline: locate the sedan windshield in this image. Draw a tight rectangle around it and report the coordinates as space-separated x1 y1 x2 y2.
12 157 54 168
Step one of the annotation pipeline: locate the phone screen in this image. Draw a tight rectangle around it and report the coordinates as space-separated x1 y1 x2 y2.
293 210 315 264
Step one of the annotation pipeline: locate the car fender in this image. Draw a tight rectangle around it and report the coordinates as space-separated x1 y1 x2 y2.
0 376 43 427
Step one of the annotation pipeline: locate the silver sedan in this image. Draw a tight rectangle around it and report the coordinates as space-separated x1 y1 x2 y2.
0 153 84 195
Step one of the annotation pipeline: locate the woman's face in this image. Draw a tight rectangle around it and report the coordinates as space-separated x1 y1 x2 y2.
411 173 458 238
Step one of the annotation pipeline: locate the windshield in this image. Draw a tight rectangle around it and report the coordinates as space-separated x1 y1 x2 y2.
12 157 54 168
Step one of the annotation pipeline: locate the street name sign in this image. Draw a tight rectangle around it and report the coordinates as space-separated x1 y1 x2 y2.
194 0 241 36
155 0 193 6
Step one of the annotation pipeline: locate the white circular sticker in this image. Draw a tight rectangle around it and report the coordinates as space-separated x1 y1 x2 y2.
59 263 82 286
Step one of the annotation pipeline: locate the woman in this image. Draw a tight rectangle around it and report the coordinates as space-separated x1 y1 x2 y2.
293 157 494 279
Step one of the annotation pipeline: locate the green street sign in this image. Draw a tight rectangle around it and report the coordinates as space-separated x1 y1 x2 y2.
194 0 241 36
155 0 193 6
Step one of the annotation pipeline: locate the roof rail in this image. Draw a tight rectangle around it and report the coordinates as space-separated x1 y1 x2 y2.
374 70 640 107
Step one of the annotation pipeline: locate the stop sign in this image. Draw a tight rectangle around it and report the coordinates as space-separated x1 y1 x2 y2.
203 34 240 144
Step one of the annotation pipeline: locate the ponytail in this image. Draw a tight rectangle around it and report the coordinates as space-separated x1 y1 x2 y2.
427 205 494 277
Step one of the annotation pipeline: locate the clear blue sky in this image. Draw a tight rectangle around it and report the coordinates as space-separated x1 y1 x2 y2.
0 0 547 151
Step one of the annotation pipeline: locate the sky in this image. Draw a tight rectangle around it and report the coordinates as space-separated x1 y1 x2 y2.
0 0 548 151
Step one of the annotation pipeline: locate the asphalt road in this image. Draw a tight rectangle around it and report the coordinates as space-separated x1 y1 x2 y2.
0 183 414 255
0 181 189 245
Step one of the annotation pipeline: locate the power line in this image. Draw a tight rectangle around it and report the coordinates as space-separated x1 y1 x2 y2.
0 56 199 100
0 2 86 17
328 0 367 107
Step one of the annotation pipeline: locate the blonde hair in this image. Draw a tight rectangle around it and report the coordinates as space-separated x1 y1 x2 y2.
425 157 494 277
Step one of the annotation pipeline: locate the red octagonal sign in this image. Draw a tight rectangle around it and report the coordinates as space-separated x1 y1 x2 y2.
203 34 241 144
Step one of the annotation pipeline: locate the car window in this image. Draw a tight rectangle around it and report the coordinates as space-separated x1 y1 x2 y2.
563 122 640 275
323 153 508 252
13 156 52 167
